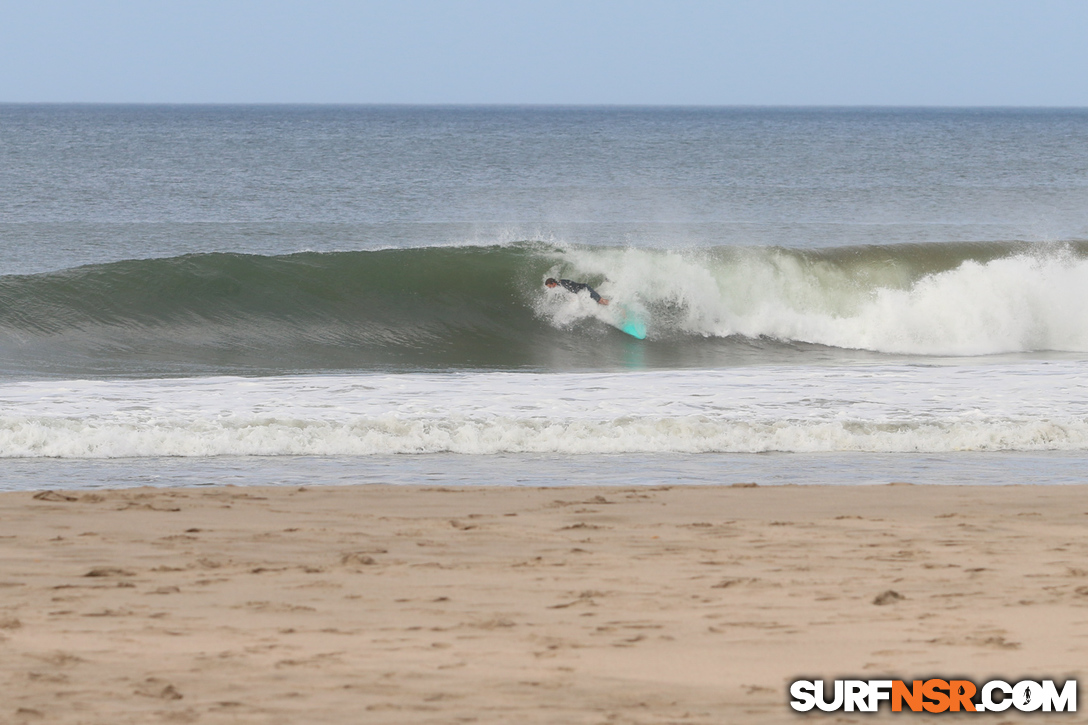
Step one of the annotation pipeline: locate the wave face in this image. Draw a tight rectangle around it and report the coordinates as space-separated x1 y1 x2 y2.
2 241 1088 375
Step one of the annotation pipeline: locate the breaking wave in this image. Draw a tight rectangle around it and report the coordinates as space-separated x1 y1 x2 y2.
1 240 1087 374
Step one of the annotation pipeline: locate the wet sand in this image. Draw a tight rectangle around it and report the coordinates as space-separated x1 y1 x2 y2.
1 483 1086 723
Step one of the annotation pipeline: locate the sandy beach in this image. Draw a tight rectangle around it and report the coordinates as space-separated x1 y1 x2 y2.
1 482 1085 723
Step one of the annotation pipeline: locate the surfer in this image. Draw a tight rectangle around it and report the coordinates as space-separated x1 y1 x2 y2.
544 278 610 305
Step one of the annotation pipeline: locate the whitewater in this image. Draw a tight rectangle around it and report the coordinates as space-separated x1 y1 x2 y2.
2 363 1087 458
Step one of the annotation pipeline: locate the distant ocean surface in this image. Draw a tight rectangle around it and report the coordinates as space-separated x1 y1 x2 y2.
2 105 1087 488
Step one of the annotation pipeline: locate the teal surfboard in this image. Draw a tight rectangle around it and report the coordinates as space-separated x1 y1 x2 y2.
616 307 647 339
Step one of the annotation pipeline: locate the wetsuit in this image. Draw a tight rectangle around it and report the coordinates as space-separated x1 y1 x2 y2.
558 279 603 303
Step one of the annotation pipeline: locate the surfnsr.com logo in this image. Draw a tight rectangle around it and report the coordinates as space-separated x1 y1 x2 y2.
789 679 1076 713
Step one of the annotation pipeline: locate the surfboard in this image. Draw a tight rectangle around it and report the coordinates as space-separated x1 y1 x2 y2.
614 306 647 339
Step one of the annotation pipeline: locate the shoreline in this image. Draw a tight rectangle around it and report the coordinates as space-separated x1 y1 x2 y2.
2 483 1086 723
6 450 1088 490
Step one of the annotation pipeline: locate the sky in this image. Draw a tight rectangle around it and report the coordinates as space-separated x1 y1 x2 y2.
1 0 1087 106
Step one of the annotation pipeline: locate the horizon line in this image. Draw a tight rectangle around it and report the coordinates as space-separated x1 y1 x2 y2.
2 102 1087 110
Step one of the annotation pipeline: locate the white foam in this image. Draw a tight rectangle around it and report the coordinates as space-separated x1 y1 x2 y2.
547 247 1088 354
2 364 1086 458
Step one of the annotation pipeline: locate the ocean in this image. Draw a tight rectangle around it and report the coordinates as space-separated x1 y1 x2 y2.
2 105 1087 489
